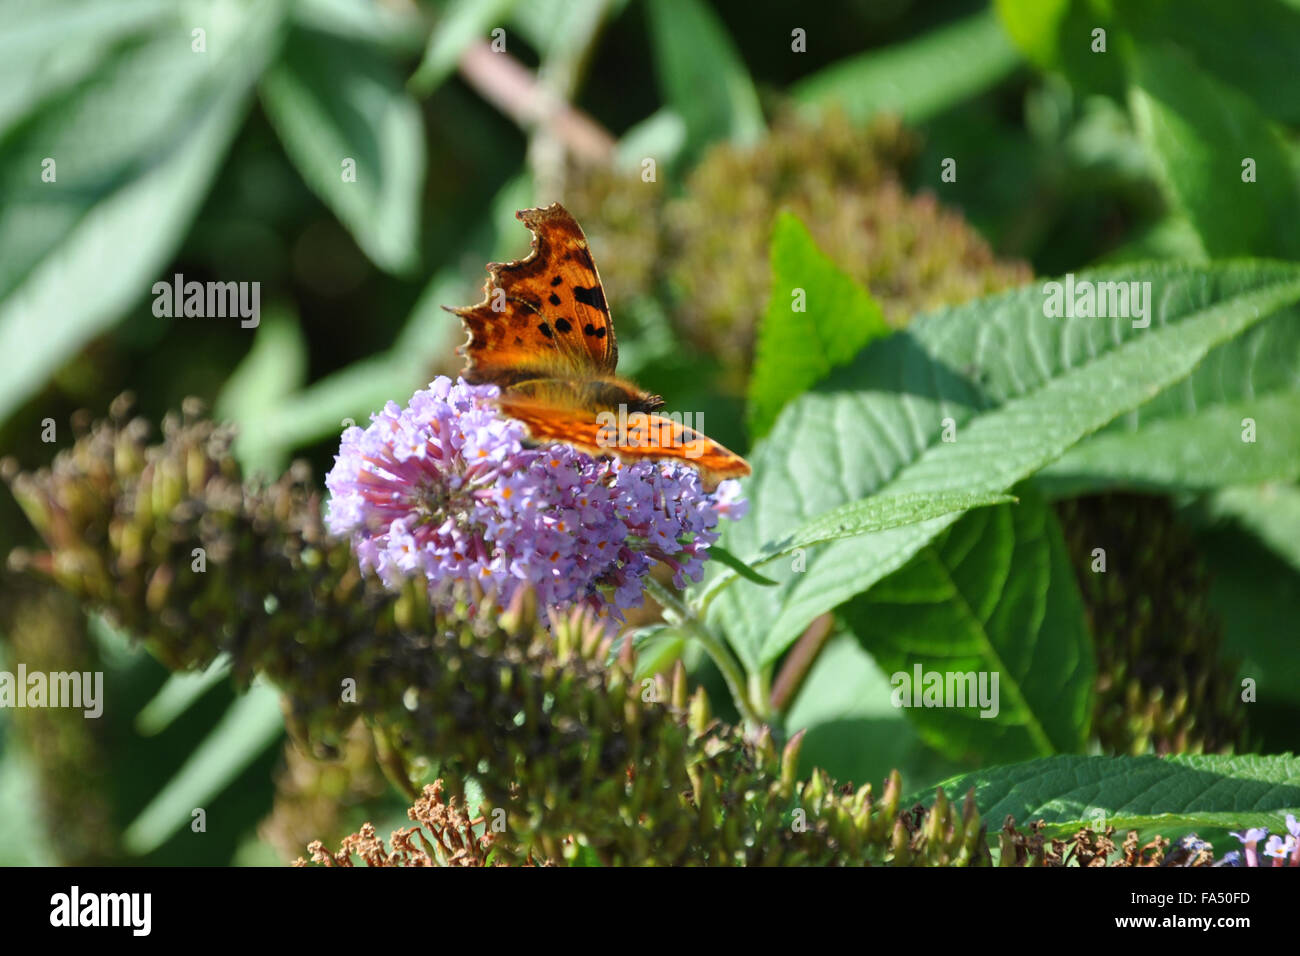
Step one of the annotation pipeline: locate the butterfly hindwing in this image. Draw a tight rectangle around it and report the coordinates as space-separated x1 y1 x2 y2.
497 394 750 485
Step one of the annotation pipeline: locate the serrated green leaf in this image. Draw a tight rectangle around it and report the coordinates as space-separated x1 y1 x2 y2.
703 491 1016 608
261 25 425 274
842 489 1093 763
795 7 1020 124
748 212 889 439
705 261 1300 673
922 753 1300 838
1128 43 1300 260
1039 306 1300 494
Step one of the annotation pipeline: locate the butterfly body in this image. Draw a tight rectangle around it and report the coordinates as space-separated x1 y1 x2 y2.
445 203 749 485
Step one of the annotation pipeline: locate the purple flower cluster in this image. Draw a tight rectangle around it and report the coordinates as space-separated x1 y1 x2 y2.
324 377 746 624
1217 816 1300 867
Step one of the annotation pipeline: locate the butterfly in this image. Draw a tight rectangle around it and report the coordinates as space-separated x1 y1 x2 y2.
444 203 750 486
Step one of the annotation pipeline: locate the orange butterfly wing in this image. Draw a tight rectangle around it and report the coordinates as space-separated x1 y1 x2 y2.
447 202 751 485
498 396 750 485
444 203 616 385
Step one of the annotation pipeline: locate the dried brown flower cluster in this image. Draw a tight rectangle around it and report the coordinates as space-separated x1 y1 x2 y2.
999 819 1216 868
298 781 525 867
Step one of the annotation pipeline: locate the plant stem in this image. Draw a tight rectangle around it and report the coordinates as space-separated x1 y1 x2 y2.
644 576 764 728
769 613 835 714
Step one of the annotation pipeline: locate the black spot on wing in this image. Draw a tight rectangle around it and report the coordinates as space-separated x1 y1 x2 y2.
550 275 563 286
538 322 553 339
548 293 561 306
594 327 606 339
572 285 607 312
555 318 572 333
583 323 597 336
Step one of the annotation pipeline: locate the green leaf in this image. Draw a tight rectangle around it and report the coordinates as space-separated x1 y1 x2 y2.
992 0 1071 70
0 744 57 865
842 489 1094 763
1121 0 1300 125
633 633 687 683
0 0 176 132
214 308 308 479
133 655 233 738
794 8 1020 124
261 25 425 274
705 261 1300 673
239 267 470 454
292 0 427 54
569 842 604 866
1039 306 1300 494
748 212 889 439
707 545 778 587
511 0 621 61
1097 215 1207 265
922 753 1300 838
784 632 963 792
122 682 284 856
1193 520 1300 728
243 174 528 457
409 0 519 96
1128 43 1300 260
0 0 288 426
1201 482 1300 576
615 108 687 172
999 1 1300 125
705 491 1017 609
995 0 1122 98
605 624 686 681
646 0 763 157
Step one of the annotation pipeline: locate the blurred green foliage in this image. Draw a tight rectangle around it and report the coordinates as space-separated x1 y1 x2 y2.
3 0 1299 865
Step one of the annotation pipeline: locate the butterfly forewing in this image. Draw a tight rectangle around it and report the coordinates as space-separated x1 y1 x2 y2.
447 204 617 384
447 202 751 484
